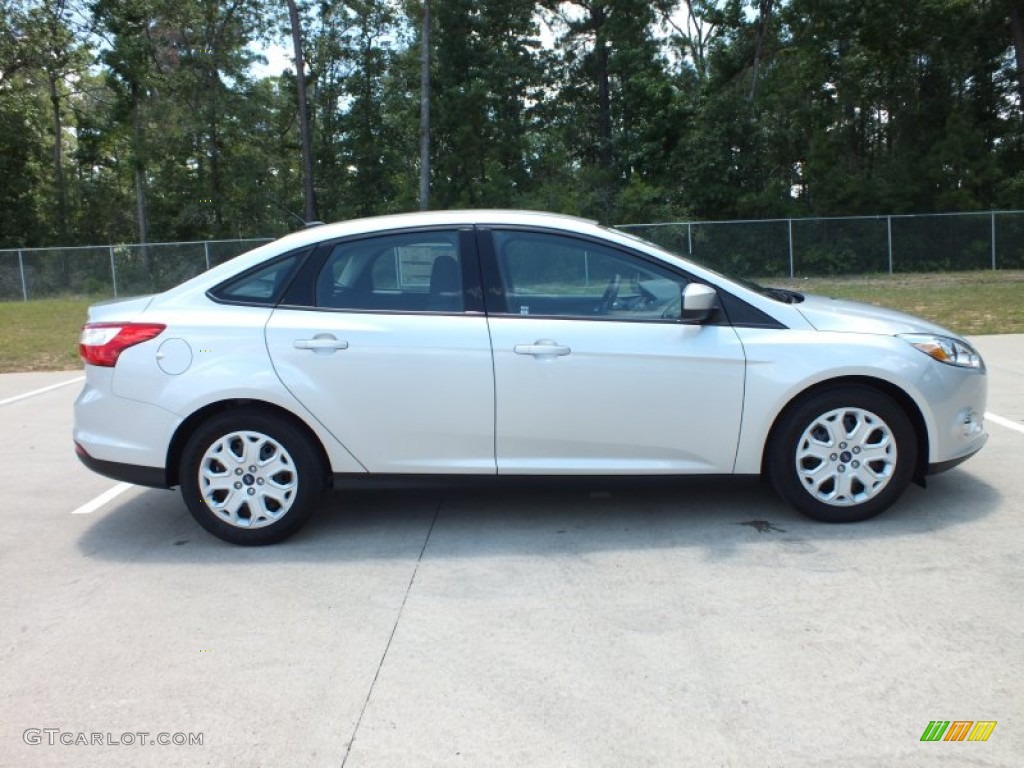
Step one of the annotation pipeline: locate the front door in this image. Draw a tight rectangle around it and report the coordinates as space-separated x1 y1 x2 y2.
483 229 747 474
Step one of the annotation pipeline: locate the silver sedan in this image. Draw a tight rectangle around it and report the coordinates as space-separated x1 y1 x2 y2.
74 210 987 544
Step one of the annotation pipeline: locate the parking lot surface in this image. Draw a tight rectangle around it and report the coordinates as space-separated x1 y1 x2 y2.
1 336 1021 767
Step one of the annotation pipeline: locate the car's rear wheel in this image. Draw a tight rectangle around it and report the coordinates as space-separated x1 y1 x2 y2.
180 409 324 545
768 386 917 523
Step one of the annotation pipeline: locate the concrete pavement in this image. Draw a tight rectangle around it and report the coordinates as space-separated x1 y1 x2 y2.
1 338 1021 767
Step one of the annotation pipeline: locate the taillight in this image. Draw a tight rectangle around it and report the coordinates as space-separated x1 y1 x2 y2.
79 322 166 367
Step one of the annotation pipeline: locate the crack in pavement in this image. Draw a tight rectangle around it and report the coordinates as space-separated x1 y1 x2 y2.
339 494 443 767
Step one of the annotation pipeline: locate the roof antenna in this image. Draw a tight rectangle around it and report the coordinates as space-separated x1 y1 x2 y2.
264 192 323 228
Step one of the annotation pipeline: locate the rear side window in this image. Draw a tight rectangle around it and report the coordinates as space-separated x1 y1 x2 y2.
210 251 305 305
316 231 463 312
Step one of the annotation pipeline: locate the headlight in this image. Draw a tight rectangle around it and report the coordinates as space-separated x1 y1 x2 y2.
899 334 984 370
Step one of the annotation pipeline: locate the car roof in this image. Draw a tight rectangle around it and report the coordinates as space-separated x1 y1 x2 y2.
276 209 603 249
156 210 610 301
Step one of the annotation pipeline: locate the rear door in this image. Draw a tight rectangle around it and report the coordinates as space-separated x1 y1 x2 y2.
265 228 496 474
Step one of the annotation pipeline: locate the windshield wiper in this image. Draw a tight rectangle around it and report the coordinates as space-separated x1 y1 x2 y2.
762 287 805 304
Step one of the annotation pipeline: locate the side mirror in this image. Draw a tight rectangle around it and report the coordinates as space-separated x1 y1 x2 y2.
680 283 717 323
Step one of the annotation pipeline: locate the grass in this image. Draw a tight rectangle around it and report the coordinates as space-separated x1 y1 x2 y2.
0 272 1022 372
0 296 94 373
768 270 1024 336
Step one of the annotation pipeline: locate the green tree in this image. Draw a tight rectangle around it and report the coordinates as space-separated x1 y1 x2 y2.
306 0 413 219
91 0 169 248
539 0 679 222
157 0 269 237
0 2 49 246
428 0 544 209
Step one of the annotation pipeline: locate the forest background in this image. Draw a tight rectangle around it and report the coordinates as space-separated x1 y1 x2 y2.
2 0 1024 250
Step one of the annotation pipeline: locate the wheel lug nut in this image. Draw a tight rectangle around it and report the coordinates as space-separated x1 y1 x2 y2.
839 442 847 449
257 478 264 485
852 461 860 468
838 465 846 472
249 466 256 472
830 454 838 461
853 446 861 454
235 468 243 475
234 482 242 489
247 488 255 496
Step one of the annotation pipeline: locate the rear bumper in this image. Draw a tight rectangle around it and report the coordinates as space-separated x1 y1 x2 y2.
73 366 182 470
74 442 169 488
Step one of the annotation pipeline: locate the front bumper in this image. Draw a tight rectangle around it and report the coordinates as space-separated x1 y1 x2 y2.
927 432 988 476
916 358 987 468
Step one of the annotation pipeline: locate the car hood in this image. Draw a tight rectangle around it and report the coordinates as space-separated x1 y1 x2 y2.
795 294 957 338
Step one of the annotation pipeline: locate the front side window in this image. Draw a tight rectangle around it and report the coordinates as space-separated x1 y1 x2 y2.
492 231 688 320
316 231 463 312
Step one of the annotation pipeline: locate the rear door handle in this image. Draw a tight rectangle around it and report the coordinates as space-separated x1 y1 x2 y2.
294 334 349 353
513 340 571 358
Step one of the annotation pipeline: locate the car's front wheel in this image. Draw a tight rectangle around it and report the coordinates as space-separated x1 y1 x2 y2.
768 386 917 523
180 409 325 545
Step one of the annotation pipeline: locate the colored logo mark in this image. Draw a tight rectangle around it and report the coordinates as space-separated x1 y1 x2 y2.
920 720 996 742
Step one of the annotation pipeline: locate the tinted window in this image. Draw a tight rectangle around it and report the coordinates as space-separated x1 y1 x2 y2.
211 252 304 305
493 231 688 320
316 231 463 312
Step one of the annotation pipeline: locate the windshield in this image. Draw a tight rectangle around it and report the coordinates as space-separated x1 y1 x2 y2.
610 225 805 304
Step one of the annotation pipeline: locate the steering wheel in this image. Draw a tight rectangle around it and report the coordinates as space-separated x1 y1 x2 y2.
597 274 620 314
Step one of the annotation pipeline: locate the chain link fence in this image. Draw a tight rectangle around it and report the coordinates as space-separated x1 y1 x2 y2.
2 212 1024 301
620 211 1024 278
0 238 272 301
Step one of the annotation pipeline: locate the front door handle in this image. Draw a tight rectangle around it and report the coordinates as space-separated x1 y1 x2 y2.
513 340 571 358
294 334 349 353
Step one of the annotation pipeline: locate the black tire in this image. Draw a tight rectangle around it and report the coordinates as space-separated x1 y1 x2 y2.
768 386 917 523
179 408 325 545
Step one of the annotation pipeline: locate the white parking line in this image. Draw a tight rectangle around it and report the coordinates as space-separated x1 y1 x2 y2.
0 376 85 407
986 411 1024 436
71 483 133 515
